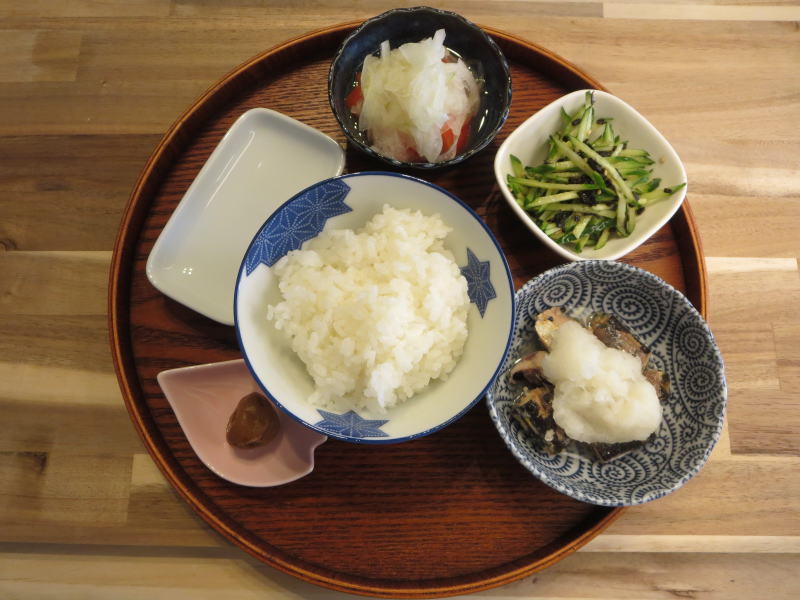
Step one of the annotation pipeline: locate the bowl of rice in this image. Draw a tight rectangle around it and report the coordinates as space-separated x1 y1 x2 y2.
235 172 515 443
486 261 726 505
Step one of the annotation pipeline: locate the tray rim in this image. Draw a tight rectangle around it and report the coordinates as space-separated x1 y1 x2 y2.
108 20 707 598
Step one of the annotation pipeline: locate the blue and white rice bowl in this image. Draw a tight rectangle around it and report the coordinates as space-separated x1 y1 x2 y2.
486 261 726 505
235 172 514 443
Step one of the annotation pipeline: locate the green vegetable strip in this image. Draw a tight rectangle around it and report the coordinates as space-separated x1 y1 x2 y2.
540 203 616 219
575 234 590 252
507 177 599 191
595 228 610 250
528 191 579 207
510 154 524 178
627 205 637 234
615 187 628 234
525 172 581 184
572 215 592 239
587 171 611 193
596 122 615 148
618 148 650 159
528 160 576 174
566 103 589 136
549 136 597 181
639 178 661 194
568 136 637 234
551 160 576 171
569 137 636 204
641 182 686 199
559 106 571 127
576 104 594 142
640 182 686 205
546 139 560 162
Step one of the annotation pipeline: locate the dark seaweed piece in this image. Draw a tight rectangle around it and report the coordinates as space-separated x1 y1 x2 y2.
587 435 655 462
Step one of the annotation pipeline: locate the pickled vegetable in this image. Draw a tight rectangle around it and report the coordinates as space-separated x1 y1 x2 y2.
507 91 686 252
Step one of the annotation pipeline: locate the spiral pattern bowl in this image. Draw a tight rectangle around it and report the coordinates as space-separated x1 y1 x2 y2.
486 261 726 506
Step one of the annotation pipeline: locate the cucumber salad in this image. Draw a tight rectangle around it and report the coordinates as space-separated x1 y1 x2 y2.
506 91 685 253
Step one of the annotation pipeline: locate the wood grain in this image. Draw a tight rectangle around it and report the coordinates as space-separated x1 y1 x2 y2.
0 1 798 599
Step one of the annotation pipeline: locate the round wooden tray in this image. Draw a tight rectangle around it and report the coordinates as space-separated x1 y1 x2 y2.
109 22 707 599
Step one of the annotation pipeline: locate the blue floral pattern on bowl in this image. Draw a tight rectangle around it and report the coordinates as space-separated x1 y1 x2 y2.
244 179 352 273
460 248 496 317
486 261 726 506
314 410 389 438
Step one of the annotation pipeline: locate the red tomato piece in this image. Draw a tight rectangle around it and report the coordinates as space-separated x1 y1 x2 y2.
456 117 473 154
346 72 363 112
441 126 455 153
345 85 363 109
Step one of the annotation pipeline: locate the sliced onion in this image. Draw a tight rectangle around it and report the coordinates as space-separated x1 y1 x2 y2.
358 29 480 163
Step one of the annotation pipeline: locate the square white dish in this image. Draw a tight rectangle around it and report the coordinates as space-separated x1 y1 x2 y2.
146 108 345 325
494 89 687 261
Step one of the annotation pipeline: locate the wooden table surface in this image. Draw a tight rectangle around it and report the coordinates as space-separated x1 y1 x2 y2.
1 1 798 598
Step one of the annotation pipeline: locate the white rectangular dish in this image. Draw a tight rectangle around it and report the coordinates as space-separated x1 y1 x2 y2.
146 108 345 325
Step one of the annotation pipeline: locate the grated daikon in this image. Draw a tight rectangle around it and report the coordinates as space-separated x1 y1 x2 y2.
356 29 480 163
542 320 662 444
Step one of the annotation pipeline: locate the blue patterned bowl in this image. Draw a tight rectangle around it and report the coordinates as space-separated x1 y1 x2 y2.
235 172 514 443
486 261 726 505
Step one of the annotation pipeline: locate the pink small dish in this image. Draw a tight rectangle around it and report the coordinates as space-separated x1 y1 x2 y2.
157 359 326 487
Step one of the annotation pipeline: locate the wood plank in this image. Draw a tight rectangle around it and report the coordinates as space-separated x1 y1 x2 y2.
0 30 82 83
0 451 131 526
0 449 223 547
0 316 113 372
0 550 796 599
75 27 309 82
498 552 800 599
0 81 212 135
604 2 800 20
0 133 160 250
0 363 120 407
170 1 602 20
774 322 800 392
0 399 141 454
692 194 800 258
0 0 171 18
706 261 800 324
0 251 109 315
0 191 130 252
0 133 161 194
2 444 789 548
727 390 800 455
713 323 780 392
585 534 800 553
704 258 799 454
605 458 800 535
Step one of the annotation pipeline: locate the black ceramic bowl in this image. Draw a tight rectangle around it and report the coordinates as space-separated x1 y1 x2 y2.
328 6 512 170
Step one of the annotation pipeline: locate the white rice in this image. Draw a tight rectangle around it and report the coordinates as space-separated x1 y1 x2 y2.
267 205 470 413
